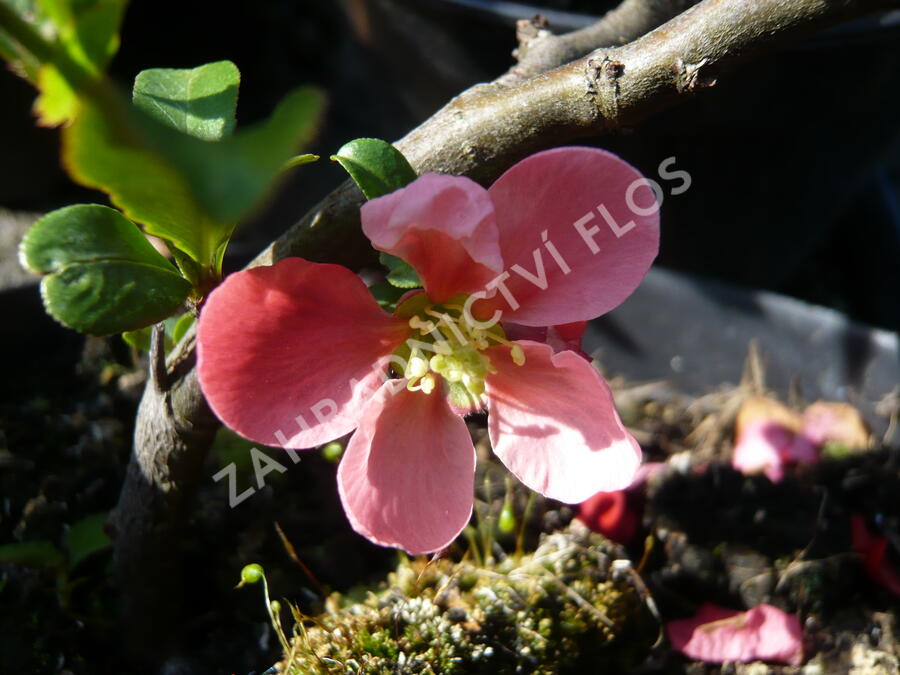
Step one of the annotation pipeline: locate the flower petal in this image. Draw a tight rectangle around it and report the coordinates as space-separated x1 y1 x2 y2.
197 258 409 448
337 381 476 555
731 421 790 483
576 491 640 545
480 146 659 326
802 401 870 448
731 420 819 483
503 320 589 357
485 340 641 503
361 173 503 303
667 603 804 666
851 515 900 598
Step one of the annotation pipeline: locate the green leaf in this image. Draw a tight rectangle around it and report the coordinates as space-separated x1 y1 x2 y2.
379 251 421 289
121 314 183 352
331 137 417 200
0 0 53 81
0 540 64 568
40 263 191 335
38 0 127 73
20 204 191 335
2 6 321 271
24 0 128 125
133 60 239 141
62 85 324 268
33 63 77 126
66 513 111 569
368 281 406 310
163 86 324 225
121 325 152 352
61 97 229 268
172 311 195 344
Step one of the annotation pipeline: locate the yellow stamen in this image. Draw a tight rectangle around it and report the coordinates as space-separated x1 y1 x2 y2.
406 355 429 378
394 294 526 402
510 343 525 366
408 315 436 335
419 373 436 395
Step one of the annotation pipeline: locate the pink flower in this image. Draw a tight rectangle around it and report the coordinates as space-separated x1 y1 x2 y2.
197 147 659 554
667 603 804 666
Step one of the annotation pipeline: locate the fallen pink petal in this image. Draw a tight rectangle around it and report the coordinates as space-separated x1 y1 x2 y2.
667 603 804 666
730 396 828 482
731 419 820 482
575 461 663 544
802 401 871 449
576 490 639 545
851 515 900 598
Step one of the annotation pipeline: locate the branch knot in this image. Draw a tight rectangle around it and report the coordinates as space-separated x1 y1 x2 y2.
676 57 717 93
586 53 625 125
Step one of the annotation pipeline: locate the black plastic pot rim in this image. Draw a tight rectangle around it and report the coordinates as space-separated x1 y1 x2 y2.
427 0 900 47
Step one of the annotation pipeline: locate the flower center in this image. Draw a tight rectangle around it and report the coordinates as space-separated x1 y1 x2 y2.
393 293 524 407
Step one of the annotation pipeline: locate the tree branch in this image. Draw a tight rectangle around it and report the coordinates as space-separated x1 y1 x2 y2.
111 0 898 661
503 0 701 85
255 0 894 271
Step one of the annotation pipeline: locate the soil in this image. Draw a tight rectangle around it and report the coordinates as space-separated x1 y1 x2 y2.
0 332 897 674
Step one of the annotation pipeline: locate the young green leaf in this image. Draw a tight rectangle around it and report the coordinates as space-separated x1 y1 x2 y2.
66 512 111 570
379 251 422 289
0 0 128 125
0 540 64 568
20 204 191 335
121 314 183 352
61 96 232 268
133 60 239 141
162 86 324 225
2 11 322 273
39 0 128 73
331 137 417 199
62 86 324 268
368 281 406 310
121 324 154 352
34 64 78 126
172 311 195 344
0 0 54 81
282 153 319 171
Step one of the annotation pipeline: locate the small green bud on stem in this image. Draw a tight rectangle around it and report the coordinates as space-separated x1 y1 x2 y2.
236 562 265 588
498 500 516 535
322 441 345 462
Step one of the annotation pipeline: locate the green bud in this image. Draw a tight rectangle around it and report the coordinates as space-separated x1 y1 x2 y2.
270 599 281 613
236 562 265 588
498 501 516 534
322 441 345 463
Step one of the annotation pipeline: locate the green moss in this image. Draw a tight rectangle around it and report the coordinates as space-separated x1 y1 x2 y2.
279 525 656 674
